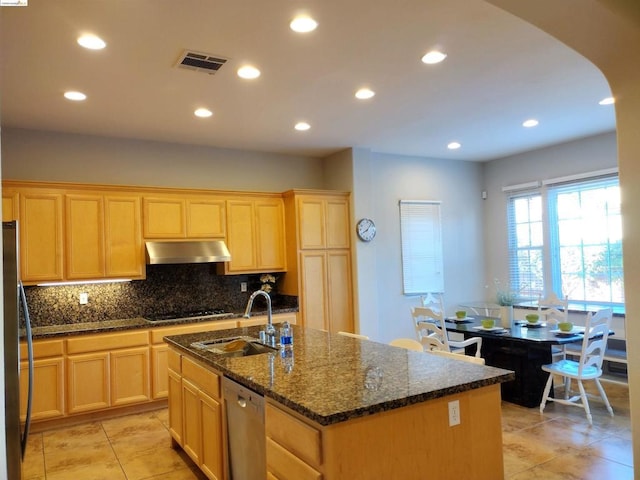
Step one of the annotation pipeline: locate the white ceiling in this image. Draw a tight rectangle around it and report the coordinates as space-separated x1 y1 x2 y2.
0 0 616 161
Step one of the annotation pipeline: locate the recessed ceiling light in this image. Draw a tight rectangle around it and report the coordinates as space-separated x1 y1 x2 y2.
355 88 375 100
237 65 261 79
294 122 311 131
194 108 213 118
77 34 106 50
64 91 87 101
522 119 539 128
421 50 447 64
447 142 461 150
599 97 615 105
290 16 318 33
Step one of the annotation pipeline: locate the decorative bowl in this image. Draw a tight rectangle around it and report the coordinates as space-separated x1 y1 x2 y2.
455 310 467 319
525 314 540 323
481 318 495 329
558 321 574 332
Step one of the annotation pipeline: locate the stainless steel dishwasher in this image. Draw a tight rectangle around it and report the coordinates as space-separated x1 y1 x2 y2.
222 376 266 480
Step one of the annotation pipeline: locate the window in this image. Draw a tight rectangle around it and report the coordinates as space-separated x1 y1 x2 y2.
399 200 443 295
507 174 624 309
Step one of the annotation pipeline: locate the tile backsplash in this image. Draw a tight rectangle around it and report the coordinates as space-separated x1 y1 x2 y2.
24 264 296 327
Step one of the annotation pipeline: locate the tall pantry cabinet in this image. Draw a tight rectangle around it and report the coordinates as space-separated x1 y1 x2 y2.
281 191 354 333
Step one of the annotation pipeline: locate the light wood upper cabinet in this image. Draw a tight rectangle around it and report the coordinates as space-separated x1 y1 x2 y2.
223 197 286 273
66 193 144 280
143 196 226 239
104 195 144 277
2 191 19 221
143 197 186 238
65 194 105 279
20 190 64 283
186 198 226 238
298 195 350 250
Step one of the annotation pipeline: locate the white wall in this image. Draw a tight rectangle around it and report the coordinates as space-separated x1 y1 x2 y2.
352 150 486 343
1 127 325 192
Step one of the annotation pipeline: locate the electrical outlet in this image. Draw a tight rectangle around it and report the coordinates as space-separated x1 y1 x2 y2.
240 282 247 292
79 292 88 305
448 400 460 426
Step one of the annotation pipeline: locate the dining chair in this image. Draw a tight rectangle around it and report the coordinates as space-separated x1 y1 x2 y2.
389 338 424 351
412 294 482 358
539 308 614 425
427 349 486 365
337 331 370 340
537 292 570 362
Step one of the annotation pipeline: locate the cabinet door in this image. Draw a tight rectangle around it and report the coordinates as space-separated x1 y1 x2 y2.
111 347 150 406
20 357 64 421
65 194 105 279
151 344 168 399
143 197 186 238
168 368 183 444
105 195 144 278
226 200 256 271
2 192 18 221
182 378 202 464
20 192 64 282
256 199 286 271
298 198 325 249
67 352 110 413
200 391 224 480
186 199 226 238
327 250 354 333
325 198 350 249
300 252 328 330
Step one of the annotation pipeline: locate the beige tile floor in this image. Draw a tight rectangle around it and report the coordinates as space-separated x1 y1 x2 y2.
23 381 632 480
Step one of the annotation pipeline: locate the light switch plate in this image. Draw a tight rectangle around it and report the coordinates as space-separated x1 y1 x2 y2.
79 292 88 305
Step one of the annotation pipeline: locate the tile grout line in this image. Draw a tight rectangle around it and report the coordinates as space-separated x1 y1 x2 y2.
99 419 130 480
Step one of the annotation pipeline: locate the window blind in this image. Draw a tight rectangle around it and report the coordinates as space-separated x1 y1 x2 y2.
399 200 443 295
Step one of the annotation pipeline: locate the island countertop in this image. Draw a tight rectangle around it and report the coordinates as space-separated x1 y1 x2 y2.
164 325 514 426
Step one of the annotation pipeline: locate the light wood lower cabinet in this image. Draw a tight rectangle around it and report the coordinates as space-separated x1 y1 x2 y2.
19 339 65 421
67 352 110 413
20 357 65 421
66 330 150 414
266 385 504 480
170 349 225 480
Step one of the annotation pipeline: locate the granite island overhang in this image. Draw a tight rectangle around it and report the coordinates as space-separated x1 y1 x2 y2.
164 324 514 426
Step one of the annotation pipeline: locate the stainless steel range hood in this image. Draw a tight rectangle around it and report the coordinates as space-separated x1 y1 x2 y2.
145 240 231 265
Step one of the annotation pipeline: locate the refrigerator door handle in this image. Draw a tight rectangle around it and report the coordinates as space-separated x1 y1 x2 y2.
19 281 33 459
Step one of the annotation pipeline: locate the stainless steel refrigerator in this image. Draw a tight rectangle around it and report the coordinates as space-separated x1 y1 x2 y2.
3 221 33 480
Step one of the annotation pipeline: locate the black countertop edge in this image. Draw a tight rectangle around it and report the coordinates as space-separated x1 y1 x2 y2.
21 307 299 340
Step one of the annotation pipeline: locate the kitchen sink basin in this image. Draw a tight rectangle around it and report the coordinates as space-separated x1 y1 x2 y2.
190 336 278 357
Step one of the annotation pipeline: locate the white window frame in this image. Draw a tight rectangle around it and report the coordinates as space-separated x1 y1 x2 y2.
399 200 443 295
505 171 624 311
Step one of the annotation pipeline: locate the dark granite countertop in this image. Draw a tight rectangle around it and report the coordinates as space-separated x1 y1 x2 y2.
165 325 514 426
22 307 299 339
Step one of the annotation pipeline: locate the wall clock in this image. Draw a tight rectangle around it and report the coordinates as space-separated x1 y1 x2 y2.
356 218 377 242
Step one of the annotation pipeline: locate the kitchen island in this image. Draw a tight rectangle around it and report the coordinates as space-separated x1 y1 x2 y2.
165 325 514 480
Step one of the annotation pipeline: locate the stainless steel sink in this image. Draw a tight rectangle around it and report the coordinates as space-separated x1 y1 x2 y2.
190 336 278 357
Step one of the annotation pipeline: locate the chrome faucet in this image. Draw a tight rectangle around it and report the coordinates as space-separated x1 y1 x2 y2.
244 290 275 346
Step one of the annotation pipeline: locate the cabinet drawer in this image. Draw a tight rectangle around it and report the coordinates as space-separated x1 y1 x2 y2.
266 403 322 467
266 437 323 480
20 338 64 360
67 330 149 354
150 319 237 344
182 356 220 399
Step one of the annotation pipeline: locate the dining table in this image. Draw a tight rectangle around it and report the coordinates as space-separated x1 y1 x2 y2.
444 315 588 408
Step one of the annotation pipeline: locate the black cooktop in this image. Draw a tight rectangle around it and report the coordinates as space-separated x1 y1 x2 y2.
143 308 230 322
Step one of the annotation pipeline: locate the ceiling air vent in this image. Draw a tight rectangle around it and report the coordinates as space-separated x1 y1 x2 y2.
176 50 229 75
